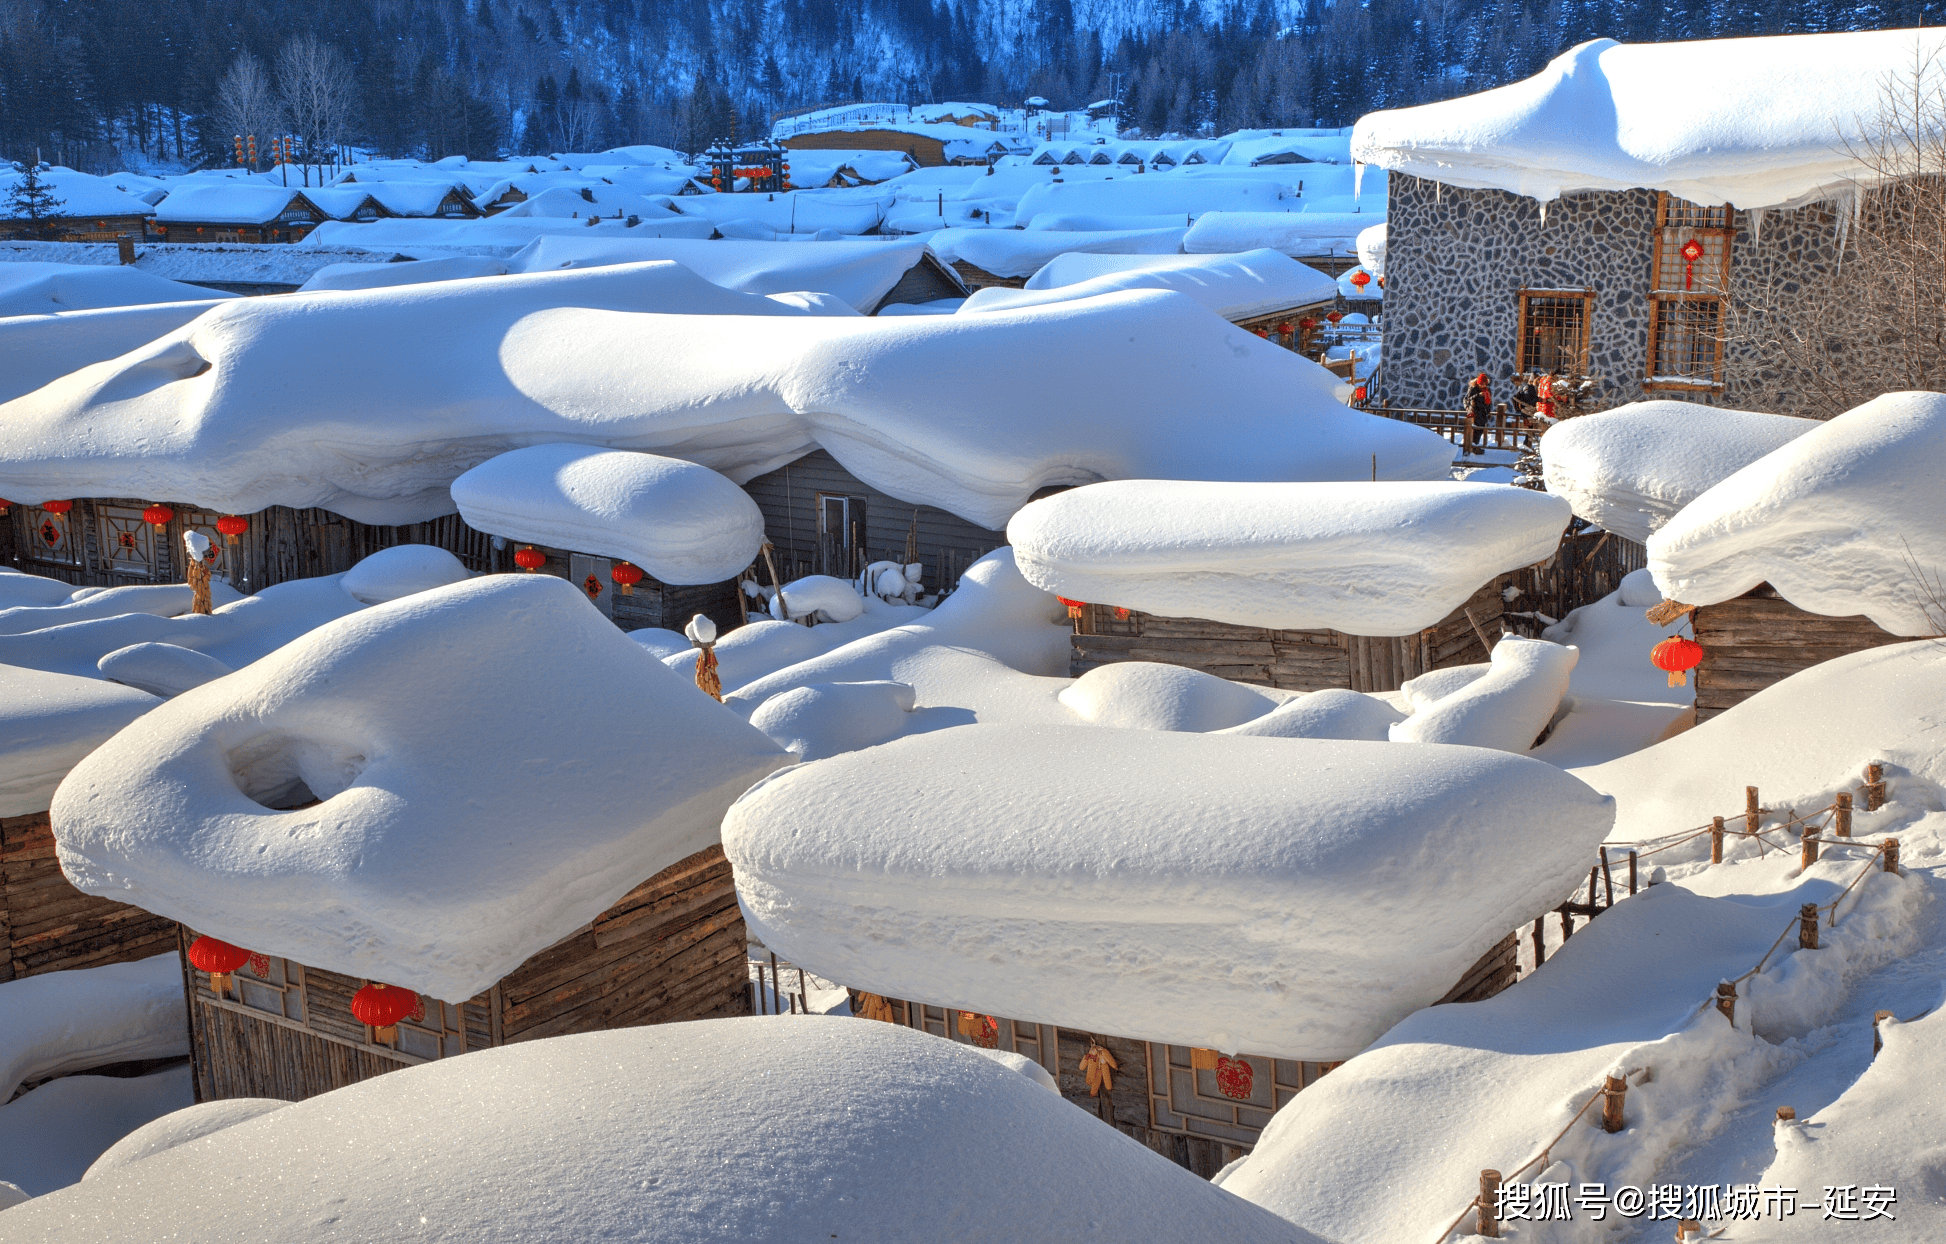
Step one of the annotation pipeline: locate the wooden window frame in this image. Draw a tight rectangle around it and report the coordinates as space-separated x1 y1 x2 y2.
1515 289 1595 375
1645 193 1734 390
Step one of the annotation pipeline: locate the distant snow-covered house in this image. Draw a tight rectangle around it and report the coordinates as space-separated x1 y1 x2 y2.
1356 28 1946 415
0 167 156 241
151 185 327 243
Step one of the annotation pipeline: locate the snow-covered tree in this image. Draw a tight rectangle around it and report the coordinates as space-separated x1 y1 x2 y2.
3 160 65 226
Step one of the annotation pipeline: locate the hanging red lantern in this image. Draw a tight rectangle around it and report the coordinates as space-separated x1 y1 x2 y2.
1650 636 1703 687
216 514 249 545
1274 321 1294 336
1215 1055 1255 1100
1352 385 1368 404
513 546 546 572
611 562 644 596
1349 270 1371 289
187 935 252 997
41 499 73 516
350 982 419 1042
1326 310 1344 324
1252 327 1268 337
1297 317 1317 331
142 503 174 529
1056 595 1085 620
1680 238 1704 290
0 499 9 515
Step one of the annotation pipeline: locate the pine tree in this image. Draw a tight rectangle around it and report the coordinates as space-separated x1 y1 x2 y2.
4 160 66 226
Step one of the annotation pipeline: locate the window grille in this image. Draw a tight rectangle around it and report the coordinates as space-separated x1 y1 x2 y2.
1648 298 1724 385
1646 194 1733 387
1516 292 1593 375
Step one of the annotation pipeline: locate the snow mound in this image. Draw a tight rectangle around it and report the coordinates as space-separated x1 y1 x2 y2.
725 724 1615 1058
0 955 186 1103
0 665 157 817
0 262 231 317
504 236 947 313
1648 392 1946 633
0 569 78 609
337 543 472 604
1397 662 1488 711
1181 211 1375 257
452 446 763 585
1541 576 1695 704
966 249 1337 322
1352 30 1946 209
1008 480 1570 635
0 283 1454 530
1216 687 1404 740
746 681 917 761
1389 636 1577 752
52 576 790 1003
85 1098 288 1180
773 575 865 623
297 256 511 292
923 226 1188 278
0 301 229 405
1539 401 1816 543
0 581 244 638
1058 662 1283 732
0 1065 193 1197
96 643 234 698
1 1019 1326 1243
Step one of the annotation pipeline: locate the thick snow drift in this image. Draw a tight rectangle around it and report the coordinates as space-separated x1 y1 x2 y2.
451 445 764 584
52 576 789 1003
505 236 950 312
86 1098 288 1180
1648 391 1946 633
1388 635 1577 752
0 1065 192 1198
963 249 1336 321
95 643 233 699
336 544 471 604
0 1019 1325 1243
296 256 511 292
1351 30 1946 208
1181 211 1377 257
1540 401 1816 543
0 284 1453 529
1216 688 1405 740
0 301 229 405
1058 662 1285 732
0 263 230 317
1008 480 1569 634
0 665 157 817
924 226 1187 277
0 955 187 1104
726 724 1614 1058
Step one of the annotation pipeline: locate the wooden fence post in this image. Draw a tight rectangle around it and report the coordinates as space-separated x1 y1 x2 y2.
1711 817 1725 864
1531 916 1546 968
1602 1074 1627 1133
1775 1106 1796 1123
1884 838 1900 874
1599 847 1614 909
1628 850 1638 896
1865 762 1886 811
1746 786 1761 842
1715 981 1737 1025
1801 825 1819 870
1874 1009 1895 1056
1835 792 1852 838
1478 1169 1502 1238
1798 903 1819 951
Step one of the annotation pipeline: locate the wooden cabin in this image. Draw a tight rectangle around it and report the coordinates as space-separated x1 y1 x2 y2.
855 931 1517 1176
869 251 967 312
1690 585 1911 722
2 810 176 984
948 260 1026 292
180 844 748 1102
151 187 328 244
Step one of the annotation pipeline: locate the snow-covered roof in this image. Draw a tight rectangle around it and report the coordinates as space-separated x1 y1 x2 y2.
494 185 677 221
1540 401 1817 544
152 185 320 225
0 662 156 817
966 249 1337 321
1648 391 1946 635
298 215 715 254
724 723 1614 1058
1007 480 1571 635
599 143 693 165
5 1019 1322 1243
359 181 476 217
450 445 765 584
1183 210 1377 257
296 256 510 293
1351 29 1946 209
1013 175 1291 226
0 278 1455 529
0 262 231 317
924 226 1186 277
54 575 789 1003
0 300 229 405
666 194 887 236
0 166 156 220
299 187 385 221
781 148 918 186
506 236 947 313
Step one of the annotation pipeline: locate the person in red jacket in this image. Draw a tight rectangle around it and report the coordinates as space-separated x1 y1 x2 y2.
1461 373 1492 456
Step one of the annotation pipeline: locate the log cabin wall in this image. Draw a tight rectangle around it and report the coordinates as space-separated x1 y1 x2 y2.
1 811 177 983
1692 585 1911 722
183 845 751 1103
1069 576 1509 694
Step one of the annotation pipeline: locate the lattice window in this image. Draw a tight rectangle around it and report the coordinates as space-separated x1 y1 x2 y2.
391 996 469 1060
234 953 309 1023
24 504 83 567
1144 1045 1333 1145
97 505 162 577
1516 291 1593 375
1647 298 1725 386
174 507 235 583
1653 193 1734 294
1647 194 1733 389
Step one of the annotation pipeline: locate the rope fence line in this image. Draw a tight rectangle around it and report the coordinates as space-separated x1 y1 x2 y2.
1436 762 1900 1244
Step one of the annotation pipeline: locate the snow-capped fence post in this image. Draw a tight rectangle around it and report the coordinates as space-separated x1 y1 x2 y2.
1711 817 1725 863
1883 837 1901 874
1864 761 1886 810
1715 981 1737 1025
1835 792 1853 838
1801 826 1820 871
1476 1169 1502 1238
1874 1009 1895 1056
1601 1074 1626 1133
1797 903 1820 950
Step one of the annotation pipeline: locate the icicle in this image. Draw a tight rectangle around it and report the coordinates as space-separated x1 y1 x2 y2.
1746 206 1766 241
1353 161 1366 205
1539 200 1549 227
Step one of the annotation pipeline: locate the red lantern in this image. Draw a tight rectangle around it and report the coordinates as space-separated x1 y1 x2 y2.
1326 310 1344 324
1297 317 1317 331
188 935 252 997
513 546 546 572
1056 595 1085 620
1215 1055 1254 1100
611 562 644 596
1252 327 1268 338
350 982 419 1042
1352 385 1368 404
1350 270 1371 289
1650 636 1703 687
216 514 249 545
40 499 72 516
1274 321 1294 336
142 503 174 529
0 499 9 515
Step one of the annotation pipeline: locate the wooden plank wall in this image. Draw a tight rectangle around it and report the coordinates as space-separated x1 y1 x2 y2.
1693 585 1911 722
870 256 966 312
1 812 176 983
1070 577 1508 694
